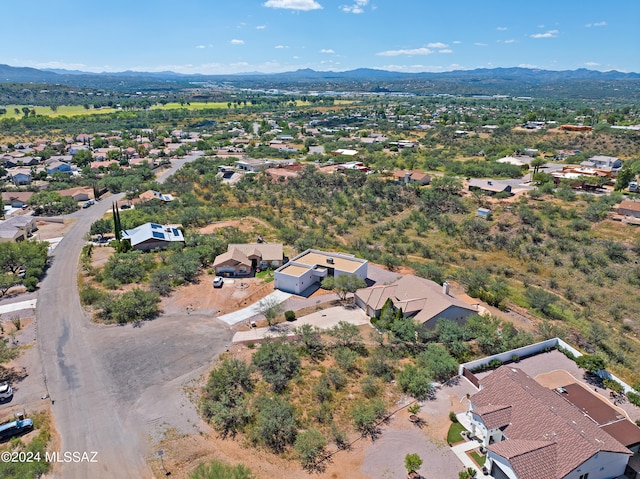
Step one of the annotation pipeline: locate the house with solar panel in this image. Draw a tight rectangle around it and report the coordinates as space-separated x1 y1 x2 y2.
120 223 185 251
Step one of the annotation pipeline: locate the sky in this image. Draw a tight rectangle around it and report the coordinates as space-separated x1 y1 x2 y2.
2 0 638 75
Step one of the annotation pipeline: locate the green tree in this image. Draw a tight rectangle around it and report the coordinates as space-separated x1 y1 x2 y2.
417 344 458 382
252 340 300 392
615 163 635 191
0 273 20 297
327 321 363 350
404 453 423 474
28 191 78 215
257 296 284 326
329 274 367 301
294 428 327 470
252 396 297 453
350 398 386 438
202 359 254 437
295 323 325 361
576 355 606 373
398 364 434 400
189 460 254 479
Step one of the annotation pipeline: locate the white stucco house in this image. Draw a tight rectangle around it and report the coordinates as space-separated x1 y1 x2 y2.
274 249 368 295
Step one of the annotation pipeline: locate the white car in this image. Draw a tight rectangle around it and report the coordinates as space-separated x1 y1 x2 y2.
0 382 13 400
212 276 224 288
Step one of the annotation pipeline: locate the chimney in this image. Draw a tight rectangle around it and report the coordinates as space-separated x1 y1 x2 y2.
443 281 450 295
404 171 411 184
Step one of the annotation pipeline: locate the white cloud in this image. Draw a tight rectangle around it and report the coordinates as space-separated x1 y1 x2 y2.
496 27 508 31
530 29 558 38
452 40 462 44
263 0 322 11
275 45 289 49
584 61 600 67
518 63 539 69
474 42 488 47
585 21 607 27
256 25 267 29
376 47 433 57
230 39 245 44
427 42 448 48
195 45 206 49
320 49 335 54
503 39 517 44
341 0 368 14
439 49 453 54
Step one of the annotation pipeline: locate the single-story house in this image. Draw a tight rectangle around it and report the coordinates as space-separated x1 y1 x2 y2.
392 170 431 186
213 243 284 277
275 249 368 295
10 169 33 186
582 155 622 173
1 192 34 208
0 215 38 242
467 366 632 479
138 190 174 203
45 160 73 175
121 223 185 251
234 158 276 173
468 179 513 196
58 187 92 202
355 276 477 328
331 149 358 157
617 200 640 219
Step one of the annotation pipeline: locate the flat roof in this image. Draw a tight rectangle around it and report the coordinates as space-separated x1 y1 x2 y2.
293 251 364 274
558 382 626 425
278 264 309 277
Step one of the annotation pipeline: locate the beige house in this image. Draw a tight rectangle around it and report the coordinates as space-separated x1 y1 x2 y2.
355 275 477 328
617 200 640 219
213 243 284 277
0 215 38 242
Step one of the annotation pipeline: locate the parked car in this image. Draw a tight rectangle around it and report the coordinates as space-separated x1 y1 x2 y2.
212 276 224 288
82 199 95 209
0 418 33 442
0 382 13 400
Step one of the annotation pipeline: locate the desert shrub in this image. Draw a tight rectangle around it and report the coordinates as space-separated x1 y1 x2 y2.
284 310 296 321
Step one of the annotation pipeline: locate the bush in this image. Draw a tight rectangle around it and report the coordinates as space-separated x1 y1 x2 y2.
398 364 434 400
284 310 296 321
79 286 107 306
449 411 458 423
294 428 327 470
98 288 161 324
23 276 38 291
252 340 300 392
189 459 254 479
627 391 640 407
603 378 624 394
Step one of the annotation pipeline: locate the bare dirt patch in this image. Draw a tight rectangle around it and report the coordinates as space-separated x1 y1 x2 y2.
34 218 76 241
161 274 275 317
197 217 272 235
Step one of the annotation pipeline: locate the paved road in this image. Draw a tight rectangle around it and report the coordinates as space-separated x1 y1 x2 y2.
36 152 211 478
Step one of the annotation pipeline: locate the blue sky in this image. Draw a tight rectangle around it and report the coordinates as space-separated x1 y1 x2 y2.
2 0 638 74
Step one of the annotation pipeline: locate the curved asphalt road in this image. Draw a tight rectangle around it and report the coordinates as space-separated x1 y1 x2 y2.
36 153 202 478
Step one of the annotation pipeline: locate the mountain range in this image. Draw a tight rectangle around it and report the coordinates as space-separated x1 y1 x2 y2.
1 64 639 98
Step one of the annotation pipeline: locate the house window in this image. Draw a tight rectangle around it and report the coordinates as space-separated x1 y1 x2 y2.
579 474 589 479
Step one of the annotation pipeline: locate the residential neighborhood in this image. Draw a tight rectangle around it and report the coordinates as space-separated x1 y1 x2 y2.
0 68 639 479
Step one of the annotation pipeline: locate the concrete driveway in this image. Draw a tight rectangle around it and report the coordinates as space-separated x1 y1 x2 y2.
232 305 370 343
